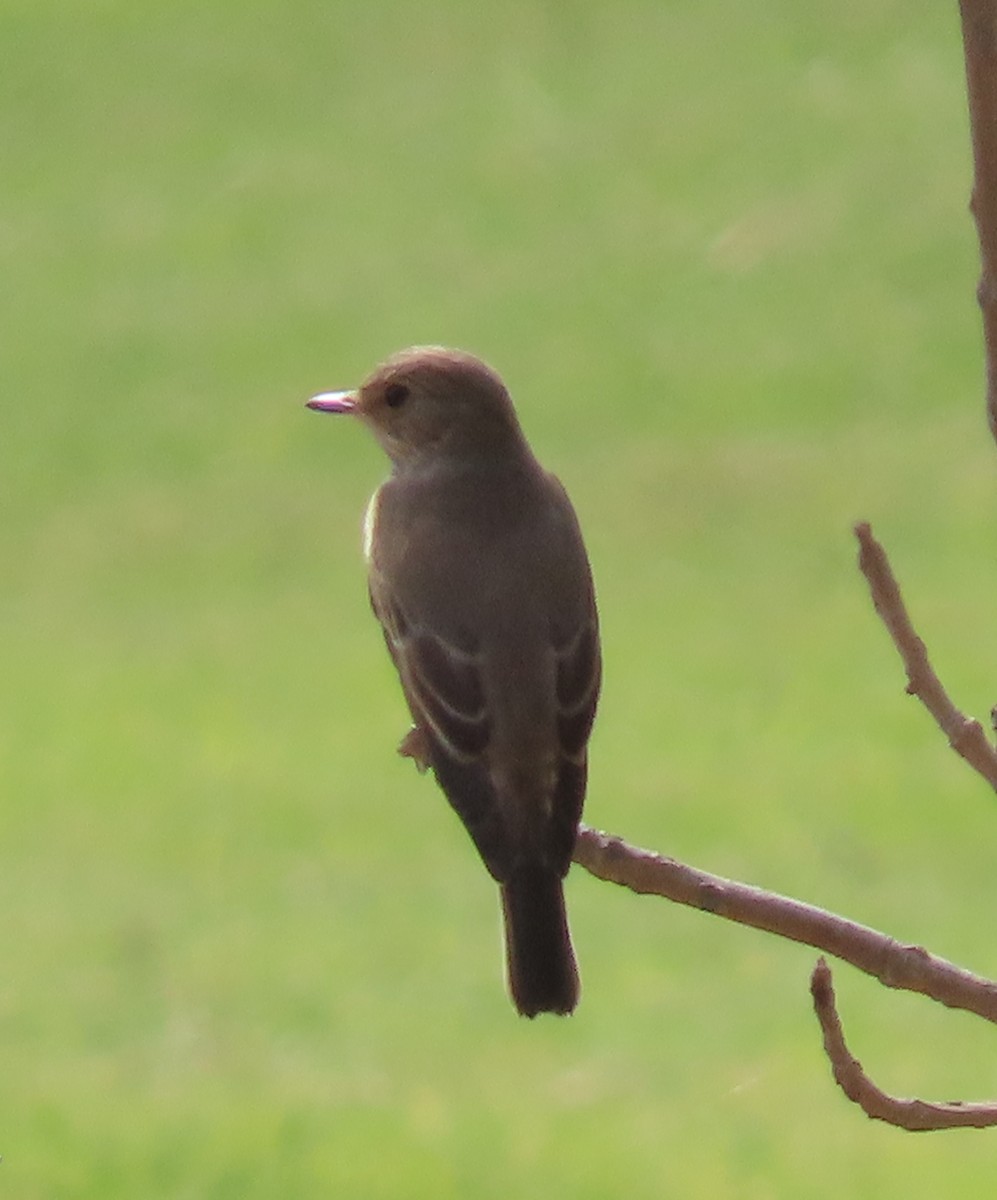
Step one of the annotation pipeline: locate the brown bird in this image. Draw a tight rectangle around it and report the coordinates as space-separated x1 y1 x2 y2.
307 347 600 1016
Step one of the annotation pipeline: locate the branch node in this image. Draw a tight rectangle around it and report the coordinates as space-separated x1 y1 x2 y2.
696 880 724 914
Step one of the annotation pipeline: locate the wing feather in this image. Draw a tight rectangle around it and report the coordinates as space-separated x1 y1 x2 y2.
370 584 490 762
554 618 601 763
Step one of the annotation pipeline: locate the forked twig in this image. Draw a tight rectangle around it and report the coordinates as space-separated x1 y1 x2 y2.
811 959 997 1130
574 824 997 1129
574 516 997 1127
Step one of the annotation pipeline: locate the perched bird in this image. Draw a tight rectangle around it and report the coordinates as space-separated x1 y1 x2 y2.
307 347 600 1016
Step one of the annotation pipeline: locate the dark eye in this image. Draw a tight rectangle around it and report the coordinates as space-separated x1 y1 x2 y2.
384 382 409 409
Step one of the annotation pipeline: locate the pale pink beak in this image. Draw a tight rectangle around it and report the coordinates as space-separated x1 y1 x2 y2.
306 390 357 414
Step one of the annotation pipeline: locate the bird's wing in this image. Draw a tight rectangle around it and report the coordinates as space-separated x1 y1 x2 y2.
372 582 599 771
369 583 491 762
553 615 601 766
371 580 516 877
538 610 600 868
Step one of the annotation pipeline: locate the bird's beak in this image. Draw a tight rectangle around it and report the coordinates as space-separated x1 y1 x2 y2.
306 389 357 414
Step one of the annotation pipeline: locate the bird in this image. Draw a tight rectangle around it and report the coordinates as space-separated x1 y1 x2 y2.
306 346 601 1016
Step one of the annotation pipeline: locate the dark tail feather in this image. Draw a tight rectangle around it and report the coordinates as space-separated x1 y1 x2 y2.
500 867 579 1017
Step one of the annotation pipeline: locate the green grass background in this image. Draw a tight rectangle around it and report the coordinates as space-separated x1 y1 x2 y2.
3 0 996 1195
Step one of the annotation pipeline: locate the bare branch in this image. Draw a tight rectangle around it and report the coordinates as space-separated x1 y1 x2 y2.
567 1 997 1136
854 521 997 790
959 0 997 444
810 958 997 1130
573 826 997 1024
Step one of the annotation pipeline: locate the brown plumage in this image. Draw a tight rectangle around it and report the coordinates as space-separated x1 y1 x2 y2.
307 346 600 1016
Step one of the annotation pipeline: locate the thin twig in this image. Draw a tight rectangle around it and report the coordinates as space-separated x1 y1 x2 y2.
854 522 997 791
810 958 997 1130
573 827 997 1023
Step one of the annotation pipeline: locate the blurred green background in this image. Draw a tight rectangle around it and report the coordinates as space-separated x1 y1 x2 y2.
2 0 996 1195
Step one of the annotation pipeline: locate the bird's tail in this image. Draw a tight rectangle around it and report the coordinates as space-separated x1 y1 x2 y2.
500 867 579 1017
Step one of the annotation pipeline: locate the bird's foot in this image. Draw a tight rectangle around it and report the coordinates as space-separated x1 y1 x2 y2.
397 725 431 773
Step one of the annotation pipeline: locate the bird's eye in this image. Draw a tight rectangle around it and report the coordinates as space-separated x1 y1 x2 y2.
384 382 409 409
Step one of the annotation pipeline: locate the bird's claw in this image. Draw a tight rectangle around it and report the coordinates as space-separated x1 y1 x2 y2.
398 726 431 773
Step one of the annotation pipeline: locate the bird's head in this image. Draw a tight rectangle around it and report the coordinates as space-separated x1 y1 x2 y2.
307 346 528 467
